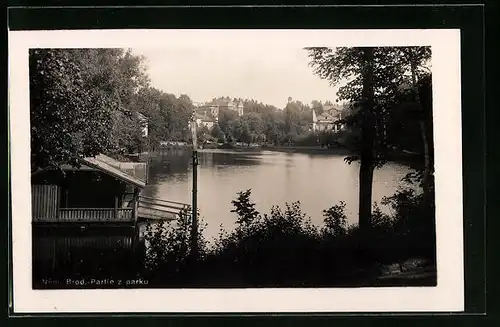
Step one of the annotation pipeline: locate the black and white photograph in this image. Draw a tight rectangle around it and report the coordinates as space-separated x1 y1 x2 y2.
10 29 464 313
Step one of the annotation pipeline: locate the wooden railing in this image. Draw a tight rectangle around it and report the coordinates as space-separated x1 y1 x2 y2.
57 208 134 222
137 196 191 221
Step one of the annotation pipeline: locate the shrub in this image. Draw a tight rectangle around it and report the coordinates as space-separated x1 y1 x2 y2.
381 188 436 262
141 185 436 287
230 189 259 226
141 207 207 285
322 201 348 237
202 190 323 286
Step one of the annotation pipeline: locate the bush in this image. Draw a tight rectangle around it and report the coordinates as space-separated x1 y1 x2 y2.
141 207 207 285
140 185 436 287
381 188 436 262
322 201 348 237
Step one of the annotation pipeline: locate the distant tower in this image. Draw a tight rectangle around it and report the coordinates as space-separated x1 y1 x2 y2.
312 109 318 132
287 97 292 104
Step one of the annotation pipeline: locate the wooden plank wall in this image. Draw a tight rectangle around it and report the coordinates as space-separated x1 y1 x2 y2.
33 234 137 282
31 185 60 222
35 235 133 255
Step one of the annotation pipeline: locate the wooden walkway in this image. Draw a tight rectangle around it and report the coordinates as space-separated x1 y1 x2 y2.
137 196 191 221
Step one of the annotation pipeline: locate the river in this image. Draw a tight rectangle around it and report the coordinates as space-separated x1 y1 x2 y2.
141 148 414 241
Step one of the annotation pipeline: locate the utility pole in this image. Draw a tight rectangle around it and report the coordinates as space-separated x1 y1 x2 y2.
189 110 199 265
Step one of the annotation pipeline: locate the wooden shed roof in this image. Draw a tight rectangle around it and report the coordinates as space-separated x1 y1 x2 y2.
59 154 147 188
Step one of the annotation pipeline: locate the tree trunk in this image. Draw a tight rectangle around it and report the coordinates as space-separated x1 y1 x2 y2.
358 158 375 230
358 47 376 230
408 48 432 204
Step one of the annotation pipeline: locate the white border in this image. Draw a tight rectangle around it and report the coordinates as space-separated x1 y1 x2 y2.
8 29 464 313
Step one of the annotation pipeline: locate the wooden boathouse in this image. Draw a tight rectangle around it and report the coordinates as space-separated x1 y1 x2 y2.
31 154 190 225
31 154 190 288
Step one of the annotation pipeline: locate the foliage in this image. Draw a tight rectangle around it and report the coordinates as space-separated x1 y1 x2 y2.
69 48 151 156
30 47 199 168
30 48 152 172
109 111 147 155
305 46 431 164
322 201 348 237
230 189 259 226
211 96 347 146
311 100 325 115
220 188 433 286
69 48 150 110
30 49 114 171
210 124 226 143
141 207 207 284
381 188 436 260
218 107 239 139
140 185 435 287
203 191 321 286
305 46 433 230
135 90 193 149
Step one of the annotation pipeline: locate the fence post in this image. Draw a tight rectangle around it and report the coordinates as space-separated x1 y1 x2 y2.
114 196 119 221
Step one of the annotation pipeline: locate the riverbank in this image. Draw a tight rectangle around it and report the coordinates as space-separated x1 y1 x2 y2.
246 145 423 167
150 143 422 167
266 146 423 167
262 145 352 155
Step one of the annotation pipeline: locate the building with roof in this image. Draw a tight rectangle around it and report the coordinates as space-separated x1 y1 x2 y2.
31 154 192 286
195 98 244 121
31 154 189 225
195 113 215 130
312 106 346 133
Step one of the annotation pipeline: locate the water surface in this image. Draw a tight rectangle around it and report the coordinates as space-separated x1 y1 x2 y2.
142 149 413 241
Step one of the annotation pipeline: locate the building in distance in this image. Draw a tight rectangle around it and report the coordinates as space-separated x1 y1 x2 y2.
312 105 347 133
195 113 215 130
195 98 244 122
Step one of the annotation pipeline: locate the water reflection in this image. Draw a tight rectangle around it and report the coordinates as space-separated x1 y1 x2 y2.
142 148 413 241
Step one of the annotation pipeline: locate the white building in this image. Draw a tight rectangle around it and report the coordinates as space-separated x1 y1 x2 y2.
195 113 215 130
312 106 346 133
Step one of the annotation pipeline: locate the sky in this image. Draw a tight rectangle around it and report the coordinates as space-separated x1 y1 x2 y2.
132 46 340 109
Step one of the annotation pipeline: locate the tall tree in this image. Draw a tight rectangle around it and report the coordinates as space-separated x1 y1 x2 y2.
135 87 164 149
218 107 239 140
233 117 252 145
210 124 226 142
283 101 302 143
399 47 433 204
311 100 324 115
30 49 114 172
306 46 433 228
30 48 153 172
306 46 404 228
357 47 376 230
